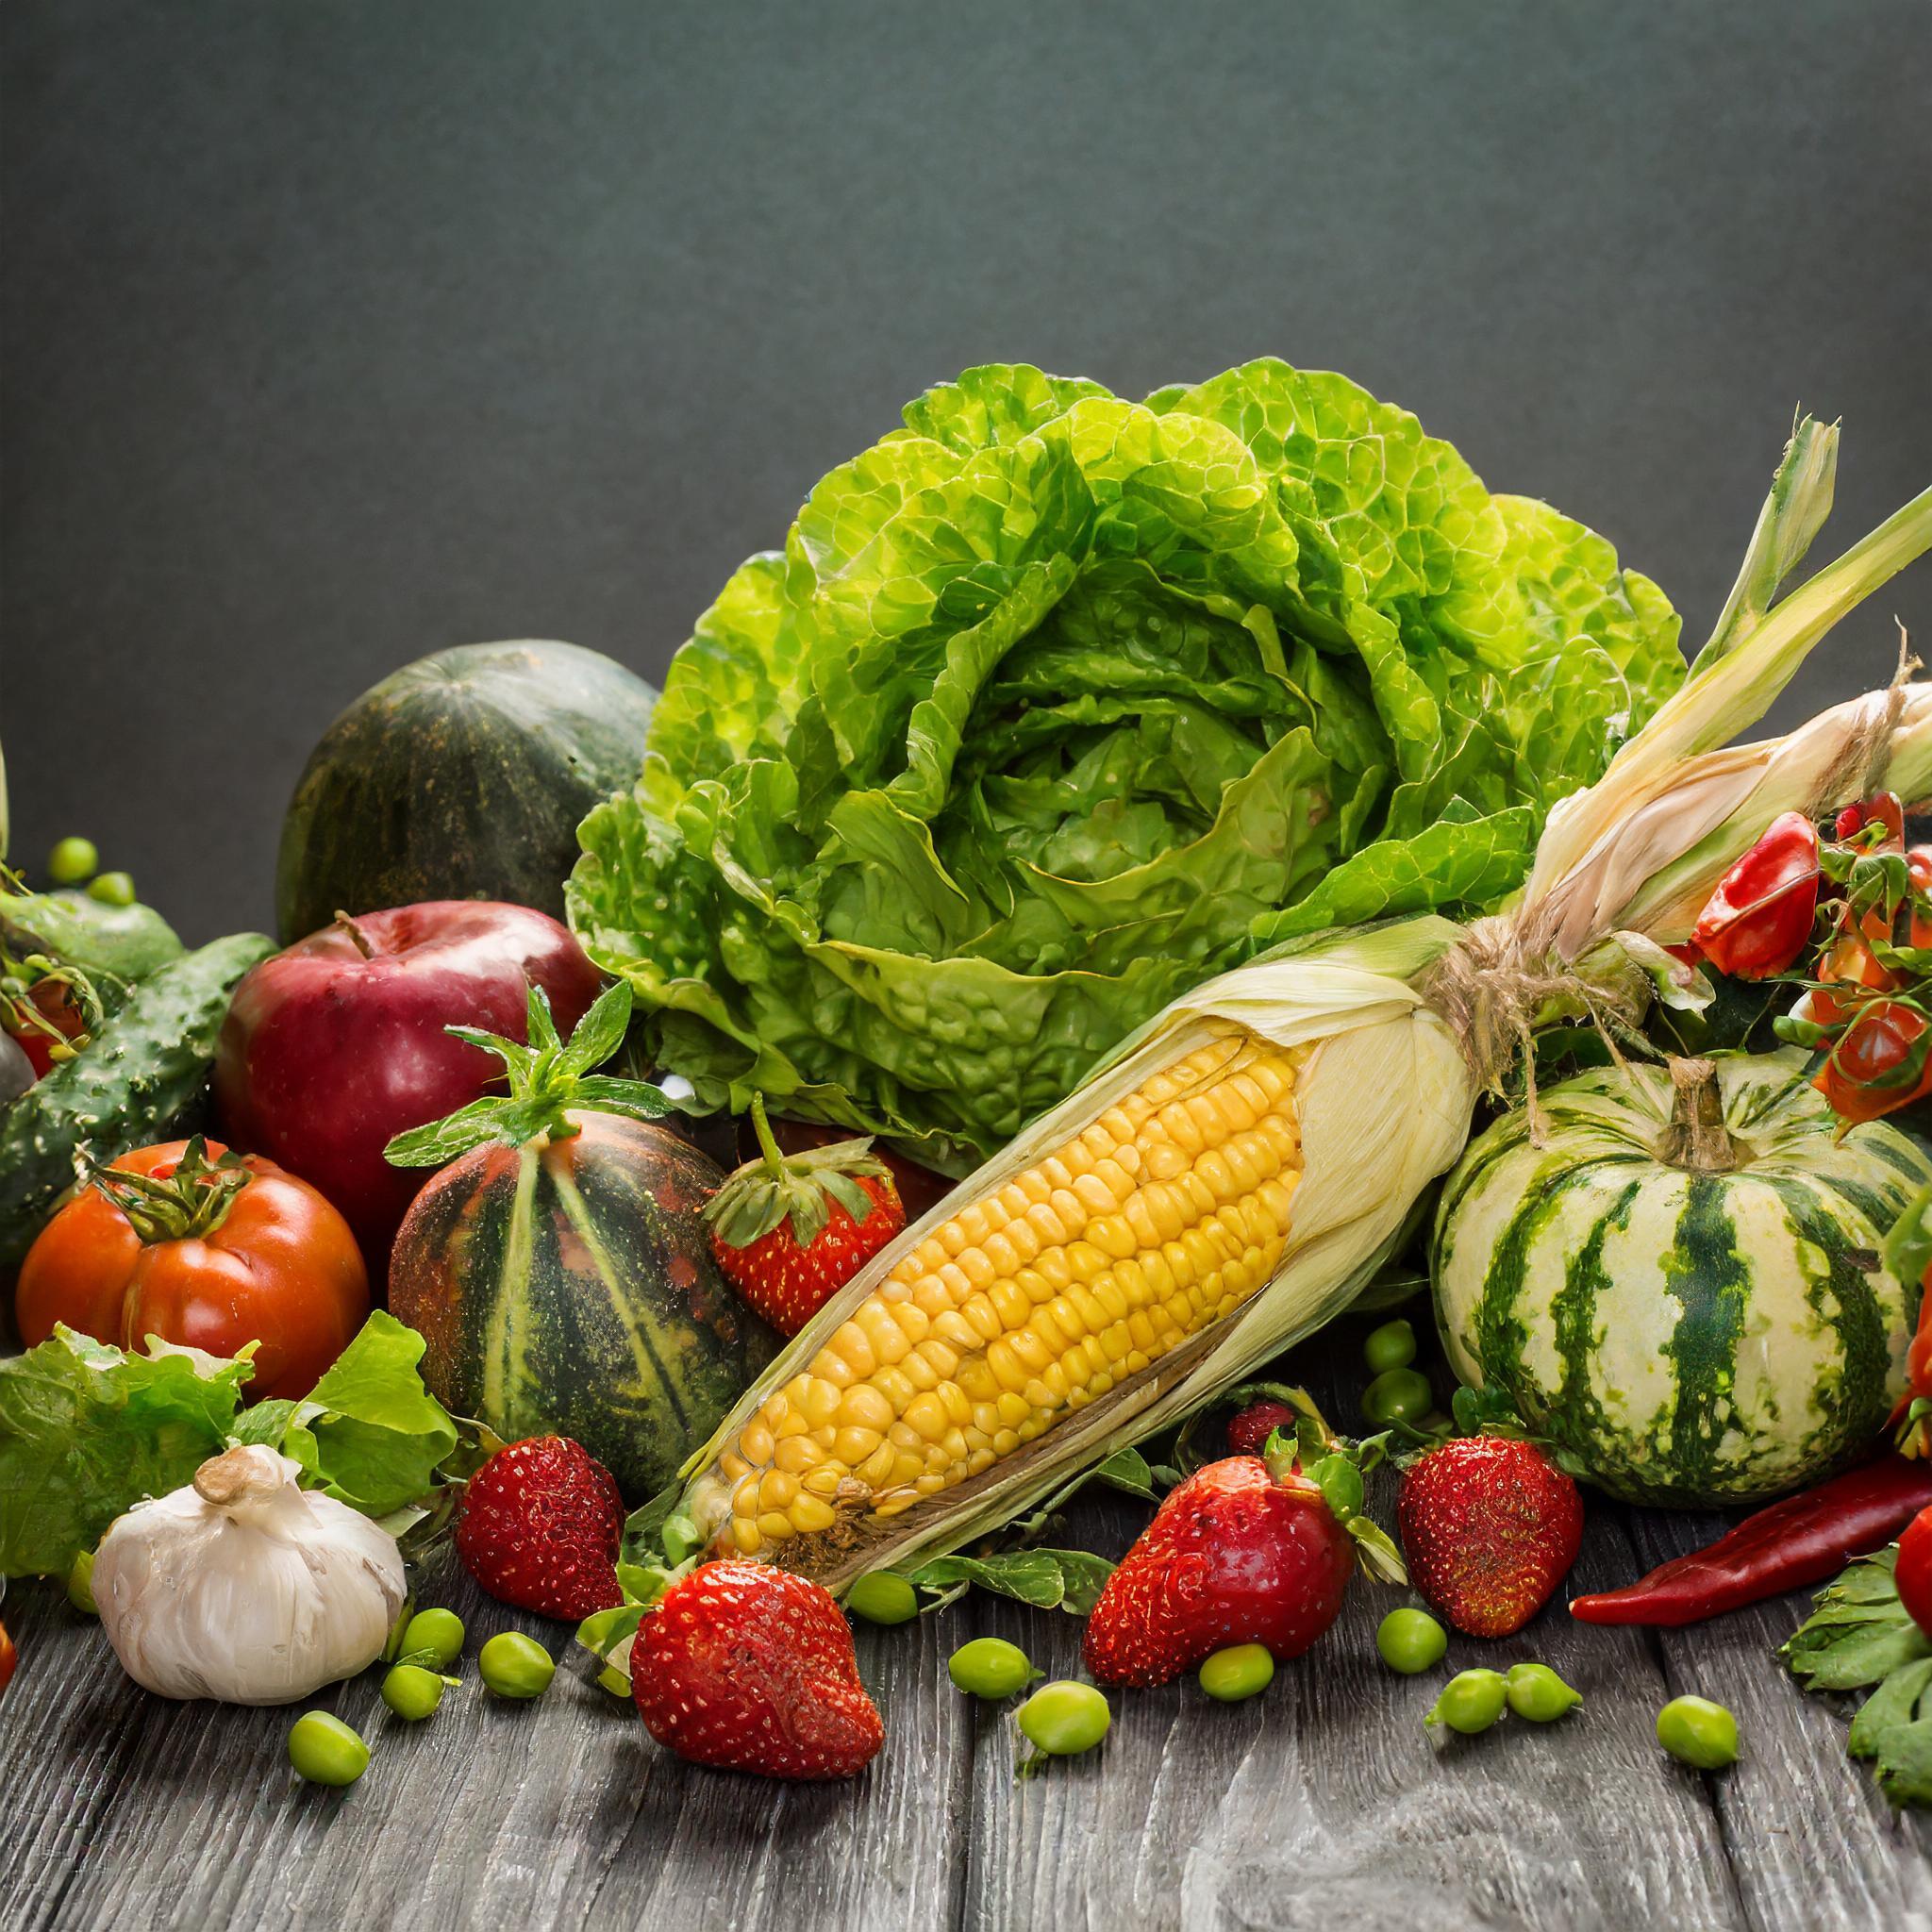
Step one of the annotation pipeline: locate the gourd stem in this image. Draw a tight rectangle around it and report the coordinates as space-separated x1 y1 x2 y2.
1660 1058 1740 1173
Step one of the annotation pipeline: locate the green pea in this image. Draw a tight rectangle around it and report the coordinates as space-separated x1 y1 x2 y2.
45 837 98 886
846 1572 920 1625
1657 1694 1739 1770
1376 1607 1448 1675
1361 1367 1433 1427
1364 1318 1418 1375
478 1631 554 1700
287 1710 370 1787
1016 1680 1111 1757
1505 1661 1581 1723
1425 1668 1508 1736
85 871 136 908
381 1663 448 1722
948 1637 1039 1700
398 1607 464 1671
1198 1643 1274 1703
66 1549 97 1617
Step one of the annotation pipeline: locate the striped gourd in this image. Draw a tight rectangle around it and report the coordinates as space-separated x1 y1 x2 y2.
390 1115 778 1498
1432 1051 1932 1506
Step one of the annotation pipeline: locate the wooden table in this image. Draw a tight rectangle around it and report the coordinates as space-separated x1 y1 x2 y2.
6 1327 1930 1932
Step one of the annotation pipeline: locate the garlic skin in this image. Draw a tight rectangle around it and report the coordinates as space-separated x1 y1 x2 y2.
92 1443 407 1705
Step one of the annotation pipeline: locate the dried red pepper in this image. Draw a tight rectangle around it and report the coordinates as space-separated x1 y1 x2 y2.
1569 1457 1932 1626
1689 808 1821 978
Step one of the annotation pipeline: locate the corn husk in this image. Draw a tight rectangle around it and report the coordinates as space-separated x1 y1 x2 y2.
674 423 1932 1589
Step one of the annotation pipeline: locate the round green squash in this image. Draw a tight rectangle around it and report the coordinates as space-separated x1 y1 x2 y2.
276 641 656 942
1432 1050 1932 1506
389 1112 777 1501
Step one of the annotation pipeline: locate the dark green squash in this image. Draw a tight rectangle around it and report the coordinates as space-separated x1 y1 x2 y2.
388 1113 777 1500
276 641 656 941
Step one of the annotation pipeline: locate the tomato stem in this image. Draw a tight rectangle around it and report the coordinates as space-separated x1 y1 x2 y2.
88 1136 253 1243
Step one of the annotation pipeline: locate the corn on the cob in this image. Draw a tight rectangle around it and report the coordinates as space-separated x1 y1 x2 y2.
690 1031 1309 1561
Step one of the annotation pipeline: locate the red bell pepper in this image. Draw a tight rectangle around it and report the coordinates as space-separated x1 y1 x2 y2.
1569 1457 1932 1626
1690 809 1821 979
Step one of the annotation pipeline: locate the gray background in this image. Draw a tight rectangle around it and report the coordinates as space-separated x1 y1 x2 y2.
4 0 1928 944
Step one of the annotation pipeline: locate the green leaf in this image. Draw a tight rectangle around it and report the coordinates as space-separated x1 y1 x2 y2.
273 1311 457 1516
907 1546 1115 1615
385 982 669 1168
0 1327 255 1577
558 979 635 1076
1849 1657 1932 1758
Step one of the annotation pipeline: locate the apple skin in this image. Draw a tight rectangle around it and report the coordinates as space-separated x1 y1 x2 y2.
214 901 603 1271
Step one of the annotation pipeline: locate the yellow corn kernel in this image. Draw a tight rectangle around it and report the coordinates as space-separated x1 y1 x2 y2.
791 1493 837 1533
839 1385 895 1433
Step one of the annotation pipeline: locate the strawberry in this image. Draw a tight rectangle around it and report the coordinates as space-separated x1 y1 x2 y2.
1397 1435 1583 1638
632 1558 884 1779
1226 1397 1298 1457
455 1435 625 1621
705 1094 905 1335
0 1607 15 1699
1083 1456 1360 1687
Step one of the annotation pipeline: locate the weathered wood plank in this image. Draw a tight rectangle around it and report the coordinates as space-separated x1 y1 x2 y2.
1627 1507 1932 1932
8 1325 1932 1931
959 1482 1747 1932
1 1557 970 1932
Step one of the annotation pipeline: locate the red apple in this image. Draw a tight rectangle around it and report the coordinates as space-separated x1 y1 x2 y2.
214 902 602 1269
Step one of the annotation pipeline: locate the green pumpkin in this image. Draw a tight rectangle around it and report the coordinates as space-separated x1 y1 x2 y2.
276 640 656 941
1432 1050 1932 1506
389 1113 776 1500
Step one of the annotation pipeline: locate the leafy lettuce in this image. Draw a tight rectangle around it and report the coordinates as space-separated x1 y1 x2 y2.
0 1312 456 1577
570 361 1681 1168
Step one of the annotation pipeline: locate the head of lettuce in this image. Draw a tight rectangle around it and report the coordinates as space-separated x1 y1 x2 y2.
569 361 1682 1172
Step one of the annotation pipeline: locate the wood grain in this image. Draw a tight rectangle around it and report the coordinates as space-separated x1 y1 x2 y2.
5 1328 1932 1930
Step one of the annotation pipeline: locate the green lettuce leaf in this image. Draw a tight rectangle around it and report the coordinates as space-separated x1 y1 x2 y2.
0 1314 456 1577
0 1332 255 1577
276 1310 458 1516
570 360 1682 1167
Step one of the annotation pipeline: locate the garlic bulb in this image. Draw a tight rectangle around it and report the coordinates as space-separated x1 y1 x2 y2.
92 1443 407 1705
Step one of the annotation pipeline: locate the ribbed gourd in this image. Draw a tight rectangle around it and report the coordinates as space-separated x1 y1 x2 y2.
1432 1053 1932 1506
661 425 1932 1590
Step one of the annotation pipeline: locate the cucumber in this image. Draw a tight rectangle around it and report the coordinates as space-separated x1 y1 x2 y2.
0 931 275 1273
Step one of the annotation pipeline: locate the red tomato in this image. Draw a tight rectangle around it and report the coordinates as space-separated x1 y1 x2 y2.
3 976 90 1078
1908 848 1932 951
1837 792 1906 850
1690 810 1821 978
1813 1000 1932 1124
1896 1506 1932 1637
14 1138 369 1401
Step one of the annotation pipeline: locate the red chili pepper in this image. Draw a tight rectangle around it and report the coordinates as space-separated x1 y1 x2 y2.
1690 809 1822 979
1570 1457 1932 1626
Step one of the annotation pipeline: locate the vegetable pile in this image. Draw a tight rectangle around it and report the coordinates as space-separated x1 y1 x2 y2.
5 363 1932 1826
